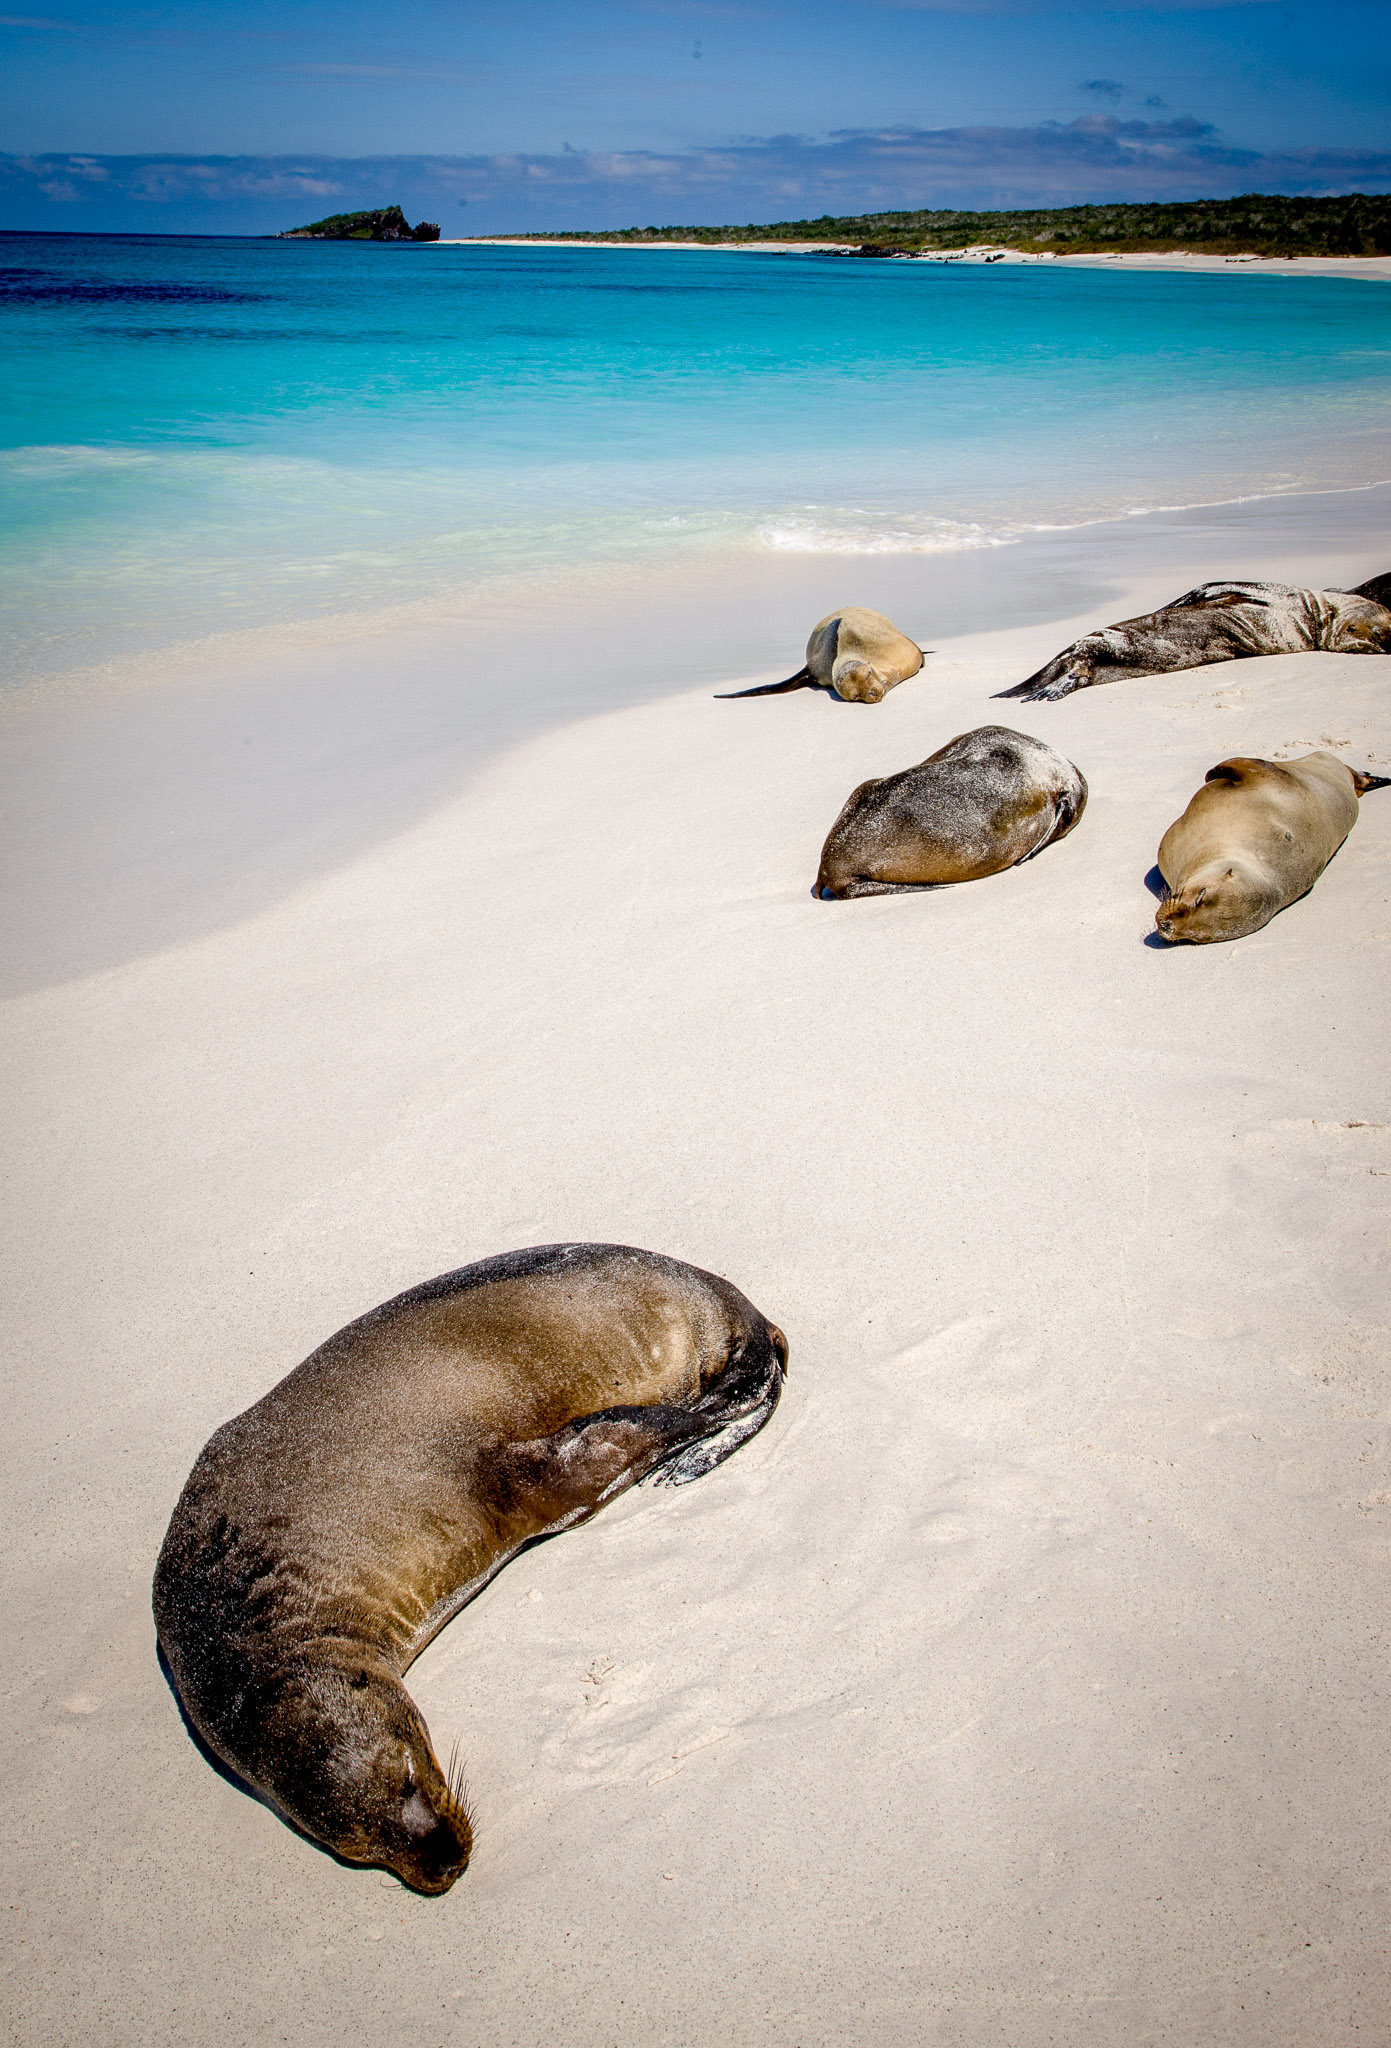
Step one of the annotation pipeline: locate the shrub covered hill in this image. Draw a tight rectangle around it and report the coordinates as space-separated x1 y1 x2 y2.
279 206 439 241
498 193 1391 258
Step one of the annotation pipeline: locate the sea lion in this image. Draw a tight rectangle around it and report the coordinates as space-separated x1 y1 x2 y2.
1154 751 1389 944
998 580 1391 702
1349 570 1391 611
153 1243 787 1895
813 725 1087 899
717 607 924 704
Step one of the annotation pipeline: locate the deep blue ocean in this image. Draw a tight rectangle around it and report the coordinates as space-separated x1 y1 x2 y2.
3 232 1390 688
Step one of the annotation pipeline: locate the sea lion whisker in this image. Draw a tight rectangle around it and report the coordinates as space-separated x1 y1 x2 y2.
444 1739 476 1838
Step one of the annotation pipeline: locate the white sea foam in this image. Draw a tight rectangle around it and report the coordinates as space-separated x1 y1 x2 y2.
756 475 1391 558
755 511 1021 555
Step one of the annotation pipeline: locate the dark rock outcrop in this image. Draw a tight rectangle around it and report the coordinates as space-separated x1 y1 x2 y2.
279 206 440 242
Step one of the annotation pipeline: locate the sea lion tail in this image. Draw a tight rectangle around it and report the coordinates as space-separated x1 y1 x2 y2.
715 667 814 699
1352 769 1391 795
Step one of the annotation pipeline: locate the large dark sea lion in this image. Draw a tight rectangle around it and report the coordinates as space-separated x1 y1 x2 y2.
998 578 1391 702
1350 571 1391 610
814 725 1086 899
1154 751 1389 944
153 1243 787 1895
718 606 924 704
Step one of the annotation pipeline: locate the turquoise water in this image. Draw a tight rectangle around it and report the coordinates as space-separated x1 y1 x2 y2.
3 233 1390 687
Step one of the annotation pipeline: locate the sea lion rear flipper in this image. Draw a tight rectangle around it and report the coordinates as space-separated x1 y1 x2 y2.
715 667 814 699
995 658 1086 702
502 1404 709 1524
1352 769 1391 794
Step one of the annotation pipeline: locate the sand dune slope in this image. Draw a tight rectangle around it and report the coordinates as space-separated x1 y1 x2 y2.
3 614 1390 2045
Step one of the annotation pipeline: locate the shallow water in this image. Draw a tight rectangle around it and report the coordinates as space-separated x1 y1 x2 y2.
4 233 1390 690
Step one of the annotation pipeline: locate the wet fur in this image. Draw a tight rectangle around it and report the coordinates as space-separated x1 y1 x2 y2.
814 725 1087 899
998 579 1391 702
154 1243 786 1894
717 607 924 703
1154 751 1388 944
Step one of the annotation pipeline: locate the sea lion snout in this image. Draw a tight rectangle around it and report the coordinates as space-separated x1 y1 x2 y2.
261 1667 473 1893
345 1733 473 1895
1153 861 1277 945
833 660 886 704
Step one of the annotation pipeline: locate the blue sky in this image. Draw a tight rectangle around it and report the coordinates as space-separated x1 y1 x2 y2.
2 0 1389 233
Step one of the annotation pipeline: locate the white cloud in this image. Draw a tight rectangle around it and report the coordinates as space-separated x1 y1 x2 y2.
3 122 1389 232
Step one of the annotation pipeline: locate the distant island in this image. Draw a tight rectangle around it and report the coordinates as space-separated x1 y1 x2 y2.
482 193 1391 259
279 206 440 242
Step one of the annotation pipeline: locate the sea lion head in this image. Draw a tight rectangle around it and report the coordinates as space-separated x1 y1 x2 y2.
831 660 888 704
1340 606 1391 653
260 1661 473 1894
1154 858 1280 945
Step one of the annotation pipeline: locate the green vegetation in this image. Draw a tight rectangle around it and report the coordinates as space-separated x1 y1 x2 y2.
279 206 440 242
488 193 1391 258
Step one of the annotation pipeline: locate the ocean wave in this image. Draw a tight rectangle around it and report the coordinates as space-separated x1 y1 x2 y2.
755 512 1020 555
756 474 1391 558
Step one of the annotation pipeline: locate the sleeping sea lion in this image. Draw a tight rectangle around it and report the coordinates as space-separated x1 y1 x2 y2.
717 607 924 704
998 579 1391 702
1349 570 1391 611
814 725 1087 899
1154 751 1390 944
153 1243 787 1895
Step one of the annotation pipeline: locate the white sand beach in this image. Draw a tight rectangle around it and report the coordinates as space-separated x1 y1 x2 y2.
455 240 1391 281
3 514 1391 2042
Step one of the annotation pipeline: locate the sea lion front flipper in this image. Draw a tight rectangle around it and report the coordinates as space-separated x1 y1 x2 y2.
649 1387 777 1488
500 1404 710 1525
715 667 815 699
650 1347 784 1488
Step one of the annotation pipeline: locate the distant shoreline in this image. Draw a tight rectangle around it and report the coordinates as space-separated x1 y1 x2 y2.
443 239 1391 280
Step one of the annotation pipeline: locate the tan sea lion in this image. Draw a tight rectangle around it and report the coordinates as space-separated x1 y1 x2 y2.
814 725 1087 899
153 1243 787 1895
717 606 924 704
998 579 1391 702
1154 751 1390 944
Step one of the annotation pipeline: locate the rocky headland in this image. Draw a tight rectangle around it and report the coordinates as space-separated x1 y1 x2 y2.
279 206 440 242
